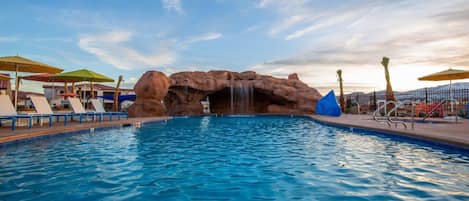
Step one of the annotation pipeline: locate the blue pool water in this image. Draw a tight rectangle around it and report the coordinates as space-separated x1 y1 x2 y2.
1 116 468 200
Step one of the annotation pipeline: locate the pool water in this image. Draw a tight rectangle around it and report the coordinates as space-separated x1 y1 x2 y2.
1 116 468 200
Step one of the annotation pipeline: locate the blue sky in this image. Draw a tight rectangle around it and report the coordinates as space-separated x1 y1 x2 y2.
1 0 468 94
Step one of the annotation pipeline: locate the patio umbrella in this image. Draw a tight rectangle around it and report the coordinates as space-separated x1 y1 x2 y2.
21 73 79 99
53 69 114 99
418 68 469 113
0 56 63 109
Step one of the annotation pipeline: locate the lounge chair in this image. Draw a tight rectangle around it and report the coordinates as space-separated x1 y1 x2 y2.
90 99 128 121
0 95 33 130
68 97 99 123
30 96 73 126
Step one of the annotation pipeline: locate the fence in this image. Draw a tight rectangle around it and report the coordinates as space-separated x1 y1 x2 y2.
354 88 469 118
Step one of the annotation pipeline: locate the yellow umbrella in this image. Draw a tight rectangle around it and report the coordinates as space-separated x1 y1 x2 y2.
418 68 469 81
53 69 114 99
0 56 63 109
418 68 469 113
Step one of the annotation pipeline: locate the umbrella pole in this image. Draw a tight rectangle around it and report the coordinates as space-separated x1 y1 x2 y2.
90 81 94 99
71 82 75 95
64 82 68 100
89 81 94 110
450 80 454 114
14 65 19 110
52 82 55 101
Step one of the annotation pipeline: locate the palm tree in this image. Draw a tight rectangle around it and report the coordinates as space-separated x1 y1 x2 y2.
381 57 396 111
113 75 123 112
337 69 345 112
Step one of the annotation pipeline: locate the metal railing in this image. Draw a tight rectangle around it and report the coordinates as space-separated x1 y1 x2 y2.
372 100 416 130
373 101 395 128
422 99 459 122
366 88 469 118
385 100 412 130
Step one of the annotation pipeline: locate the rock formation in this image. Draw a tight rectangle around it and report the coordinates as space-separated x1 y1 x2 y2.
128 71 170 117
288 73 299 80
165 71 322 115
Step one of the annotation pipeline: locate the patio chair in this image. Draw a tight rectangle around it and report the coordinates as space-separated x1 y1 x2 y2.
0 95 33 130
30 96 73 126
68 97 98 124
90 99 128 121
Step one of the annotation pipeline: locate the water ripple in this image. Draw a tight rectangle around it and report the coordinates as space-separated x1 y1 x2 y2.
0 116 468 200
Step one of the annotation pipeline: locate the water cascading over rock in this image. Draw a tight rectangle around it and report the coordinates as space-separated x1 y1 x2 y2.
129 70 322 117
164 71 322 115
230 80 254 114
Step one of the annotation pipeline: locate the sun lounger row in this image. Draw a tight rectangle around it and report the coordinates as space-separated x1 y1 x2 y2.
0 95 128 131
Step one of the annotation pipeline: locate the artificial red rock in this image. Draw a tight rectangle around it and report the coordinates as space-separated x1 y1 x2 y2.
128 71 170 117
288 73 299 80
165 70 321 115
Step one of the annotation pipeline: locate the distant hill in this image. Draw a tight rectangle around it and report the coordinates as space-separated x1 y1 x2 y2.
344 82 469 105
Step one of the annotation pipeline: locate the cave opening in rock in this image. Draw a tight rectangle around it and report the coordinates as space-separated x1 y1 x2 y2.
208 87 292 114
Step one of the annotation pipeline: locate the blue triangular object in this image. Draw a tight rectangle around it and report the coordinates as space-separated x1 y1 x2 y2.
316 90 341 117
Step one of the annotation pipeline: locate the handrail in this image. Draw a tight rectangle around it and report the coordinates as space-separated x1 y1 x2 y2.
373 100 396 121
386 100 412 130
373 100 396 128
386 100 412 117
422 99 459 121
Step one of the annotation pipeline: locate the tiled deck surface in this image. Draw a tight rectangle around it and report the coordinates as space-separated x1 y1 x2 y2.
0 117 171 144
310 114 469 149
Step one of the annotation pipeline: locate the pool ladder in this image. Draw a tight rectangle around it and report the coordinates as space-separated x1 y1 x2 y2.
373 100 412 130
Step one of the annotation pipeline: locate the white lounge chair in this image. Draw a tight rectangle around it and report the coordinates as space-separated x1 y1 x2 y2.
90 99 128 121
0 95 34 130
30 96 73 126
68 97 97 123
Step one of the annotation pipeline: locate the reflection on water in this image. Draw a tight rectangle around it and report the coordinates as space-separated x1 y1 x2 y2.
0 116 468 201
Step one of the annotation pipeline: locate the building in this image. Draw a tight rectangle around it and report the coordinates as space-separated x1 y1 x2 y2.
10 90 45 110
0 74 11 96
43 83 135 110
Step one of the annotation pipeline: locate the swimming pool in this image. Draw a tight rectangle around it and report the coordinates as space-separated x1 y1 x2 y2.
1 116 468 200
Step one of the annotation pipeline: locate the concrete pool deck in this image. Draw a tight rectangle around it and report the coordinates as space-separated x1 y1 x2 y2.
309 114 469 150
0 117 171 145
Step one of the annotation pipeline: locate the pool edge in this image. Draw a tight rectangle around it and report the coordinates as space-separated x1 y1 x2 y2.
0 117 172 148
306 115 469 151
1 114 467 152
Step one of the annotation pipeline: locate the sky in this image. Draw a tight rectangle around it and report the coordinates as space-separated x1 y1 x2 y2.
0 0 468 95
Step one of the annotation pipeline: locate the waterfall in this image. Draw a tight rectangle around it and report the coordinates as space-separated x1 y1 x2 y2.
230 80 254 114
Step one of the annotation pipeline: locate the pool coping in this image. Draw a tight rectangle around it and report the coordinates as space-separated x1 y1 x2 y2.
174 114 469 151
0 117 172 147
305 115 469 151
1 114 467 152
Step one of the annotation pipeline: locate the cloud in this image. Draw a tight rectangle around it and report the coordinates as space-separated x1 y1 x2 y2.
252 0 469 92
270 15 306 36
184 32 222 44
0 36 17 42
78 31 223 71
126 77 139 84
256 0 318 37
162 0 183 14
78 31 174 70
242 25 261 34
